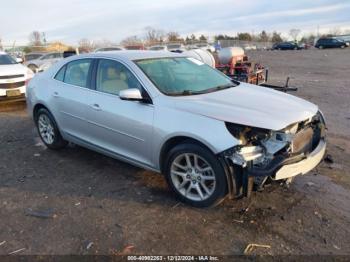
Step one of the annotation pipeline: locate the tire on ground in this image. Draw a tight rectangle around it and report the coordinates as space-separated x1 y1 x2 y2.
164 142 228 208
35 108 68 150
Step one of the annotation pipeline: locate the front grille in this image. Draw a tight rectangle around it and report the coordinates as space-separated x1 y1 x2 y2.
0 81 25 89
0 74 24 79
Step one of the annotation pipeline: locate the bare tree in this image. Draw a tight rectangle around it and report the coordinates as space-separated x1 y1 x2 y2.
78 38 96 52
289 29 301 42
29 31 42 46
167 31 182 42
144 27 165 45
120 36 142 46
0 38 3 51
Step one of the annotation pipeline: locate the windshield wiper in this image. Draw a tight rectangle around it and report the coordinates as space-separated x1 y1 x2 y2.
170 90 207 96
195 83 236 94
168 83 238 96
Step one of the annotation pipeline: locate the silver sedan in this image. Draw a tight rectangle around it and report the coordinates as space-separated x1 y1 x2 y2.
26 51 326 207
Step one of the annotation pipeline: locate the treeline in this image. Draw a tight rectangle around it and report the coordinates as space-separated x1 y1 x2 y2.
214 31 283 43
2 26 348 53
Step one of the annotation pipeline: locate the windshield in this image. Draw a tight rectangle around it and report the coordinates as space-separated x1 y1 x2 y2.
0 54 17 65
135 57 238 95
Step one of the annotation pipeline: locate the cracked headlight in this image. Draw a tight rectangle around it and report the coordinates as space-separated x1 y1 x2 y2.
224 123 272 167
225 146 264 167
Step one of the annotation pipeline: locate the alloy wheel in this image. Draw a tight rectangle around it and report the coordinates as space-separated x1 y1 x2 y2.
38 114 55 145
170 153 216 201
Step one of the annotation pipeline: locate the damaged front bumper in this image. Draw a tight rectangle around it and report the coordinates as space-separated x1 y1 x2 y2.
243 138 326 180
221 112 327 198
274 138 326 180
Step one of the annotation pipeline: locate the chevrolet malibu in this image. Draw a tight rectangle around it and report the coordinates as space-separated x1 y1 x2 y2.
26 51 326 207
0 51 34 99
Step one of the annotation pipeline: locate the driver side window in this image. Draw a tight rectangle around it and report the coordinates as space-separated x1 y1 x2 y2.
96 59 142 96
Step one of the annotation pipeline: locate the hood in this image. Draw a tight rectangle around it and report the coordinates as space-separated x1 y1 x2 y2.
0 63 28 76
173 83 318 131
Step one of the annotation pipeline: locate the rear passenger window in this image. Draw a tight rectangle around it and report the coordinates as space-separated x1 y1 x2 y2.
55 65 66 82
64 59 92 88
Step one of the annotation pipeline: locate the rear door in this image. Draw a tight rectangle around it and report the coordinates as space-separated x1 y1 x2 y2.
84 58 155 167
51 59 93 140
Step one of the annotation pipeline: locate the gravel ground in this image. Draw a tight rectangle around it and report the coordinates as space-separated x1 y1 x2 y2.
0 48 349 256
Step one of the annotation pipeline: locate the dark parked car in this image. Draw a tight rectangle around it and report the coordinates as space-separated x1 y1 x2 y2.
315 38 348 49
272 42 302 50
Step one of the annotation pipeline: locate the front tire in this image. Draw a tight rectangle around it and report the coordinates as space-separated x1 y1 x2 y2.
164 143 228 207
35 108 68 150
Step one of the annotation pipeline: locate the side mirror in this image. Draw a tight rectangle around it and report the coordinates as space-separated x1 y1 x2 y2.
119 88 143 101
16 57 23 64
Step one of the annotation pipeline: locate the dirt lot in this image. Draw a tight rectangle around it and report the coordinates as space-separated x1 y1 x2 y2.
0 48 350 256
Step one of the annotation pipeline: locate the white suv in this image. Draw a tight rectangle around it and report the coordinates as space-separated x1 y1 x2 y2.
0 52 33 99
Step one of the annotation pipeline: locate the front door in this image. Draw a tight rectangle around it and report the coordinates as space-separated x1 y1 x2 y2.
85 59 154 167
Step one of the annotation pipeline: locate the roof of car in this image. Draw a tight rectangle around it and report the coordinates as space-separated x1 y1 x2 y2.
86 50 183 61
0 51 7 55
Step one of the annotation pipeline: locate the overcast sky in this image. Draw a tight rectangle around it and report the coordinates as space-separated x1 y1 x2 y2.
1 0 350 45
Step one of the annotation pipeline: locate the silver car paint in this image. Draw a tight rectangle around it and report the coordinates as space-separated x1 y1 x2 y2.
27 51 318 172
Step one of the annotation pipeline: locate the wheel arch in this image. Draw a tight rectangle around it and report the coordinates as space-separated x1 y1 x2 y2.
33 103 49 121
159 135 216 174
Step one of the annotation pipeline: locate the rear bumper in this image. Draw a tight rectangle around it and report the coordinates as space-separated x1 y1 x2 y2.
274 139 326 180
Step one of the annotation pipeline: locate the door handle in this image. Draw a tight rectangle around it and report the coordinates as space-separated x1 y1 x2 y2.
91 104 102 111
53 91 59 97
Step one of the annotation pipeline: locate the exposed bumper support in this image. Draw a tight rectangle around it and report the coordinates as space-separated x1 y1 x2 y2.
274 139 326 180
245 138 326 180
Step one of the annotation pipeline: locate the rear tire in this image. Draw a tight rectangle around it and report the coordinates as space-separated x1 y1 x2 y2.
164 143 228 208
35 108 68 150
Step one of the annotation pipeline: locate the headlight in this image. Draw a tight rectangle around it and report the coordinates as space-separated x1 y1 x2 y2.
223 145 265 167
